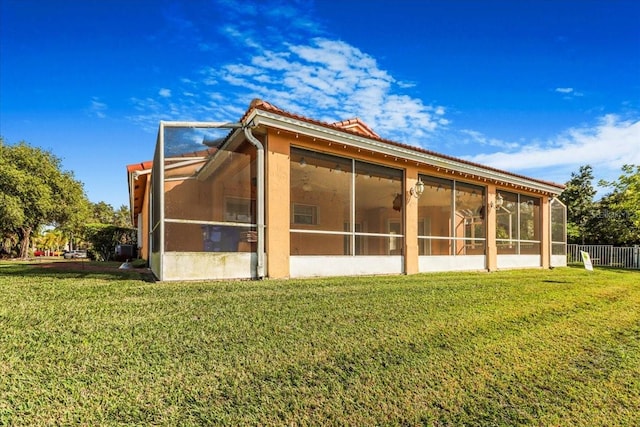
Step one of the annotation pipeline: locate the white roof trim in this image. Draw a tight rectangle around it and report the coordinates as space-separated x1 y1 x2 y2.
245 109 563 195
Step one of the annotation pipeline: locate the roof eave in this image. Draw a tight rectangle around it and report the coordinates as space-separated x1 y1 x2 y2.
245 109 564 195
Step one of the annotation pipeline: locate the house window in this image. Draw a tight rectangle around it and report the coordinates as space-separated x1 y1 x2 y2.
225 197 253 222
293 204 318 225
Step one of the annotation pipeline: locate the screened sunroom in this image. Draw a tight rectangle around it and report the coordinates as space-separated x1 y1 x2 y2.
149 122 262 281
289 147 405 277
131 99 566 280
550 197 568 267
416 175 487 272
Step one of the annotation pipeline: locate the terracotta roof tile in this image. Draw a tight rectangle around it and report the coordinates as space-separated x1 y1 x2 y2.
332 117 380 138
126 161 153 173
246 99 564 191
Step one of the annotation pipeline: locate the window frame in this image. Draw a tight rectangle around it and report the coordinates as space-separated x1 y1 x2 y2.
292 203 319 226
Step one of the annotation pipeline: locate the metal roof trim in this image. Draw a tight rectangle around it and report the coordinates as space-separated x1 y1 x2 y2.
245 108 564 195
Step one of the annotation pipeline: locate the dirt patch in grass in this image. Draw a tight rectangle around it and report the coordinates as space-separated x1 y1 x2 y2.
24 259 150 275
1 258 154 281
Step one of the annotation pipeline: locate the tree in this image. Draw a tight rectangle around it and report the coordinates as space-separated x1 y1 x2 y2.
58 199 92 251
92 201 116 224
591 164 640 245
114 205 132 228
84 224 136 261
90 202 131 227
559 165 597 244
1 231 19 258
0 139 89 258
44 229 67 255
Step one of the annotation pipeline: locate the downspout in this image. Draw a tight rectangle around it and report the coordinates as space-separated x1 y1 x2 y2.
243 124 266 279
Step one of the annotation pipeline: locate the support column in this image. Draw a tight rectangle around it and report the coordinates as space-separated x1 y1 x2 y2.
541 195 550 269
404 166 419 275
486 184 498 272
265 132 291 278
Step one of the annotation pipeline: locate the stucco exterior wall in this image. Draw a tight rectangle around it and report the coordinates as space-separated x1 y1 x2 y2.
265 132 291 278
139 176 151 261
132 114 563 281
260 128 555 278
404 165 419 274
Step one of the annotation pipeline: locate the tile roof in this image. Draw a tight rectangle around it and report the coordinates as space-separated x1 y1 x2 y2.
245 99 565 191
126 161 153 174
129 99 565 218
331 117 380 138
126 161 153 225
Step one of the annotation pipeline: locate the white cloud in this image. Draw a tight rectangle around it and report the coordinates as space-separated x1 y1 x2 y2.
212 37 447 144
88 98 107 118
397 81 417 89
460 129 521 150
220 25 261 49
555 87 584 98
465 115 640 186
130 0 448 146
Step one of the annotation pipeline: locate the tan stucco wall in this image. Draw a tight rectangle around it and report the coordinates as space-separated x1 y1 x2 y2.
541 196 550 269
265 131 291 278
261 130 556 276
139 175 151 261
486 184 498 271
404 166 419 274
139 124 558 278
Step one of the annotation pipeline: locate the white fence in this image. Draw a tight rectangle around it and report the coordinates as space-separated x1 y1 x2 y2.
567 244 640 270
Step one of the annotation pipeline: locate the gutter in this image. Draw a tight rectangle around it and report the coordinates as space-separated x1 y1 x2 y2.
242 123 266 279
245 109 564 195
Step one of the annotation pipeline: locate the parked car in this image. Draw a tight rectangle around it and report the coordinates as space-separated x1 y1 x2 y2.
63 250 88 259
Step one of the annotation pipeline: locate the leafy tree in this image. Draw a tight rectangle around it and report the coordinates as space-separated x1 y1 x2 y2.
84 224 136 261
92 202 116 224
559 165 597 244
60 200 92 251
591 164 640 245
1 231 19 258
0 139 89 258
45 229 67 254
91 202 131 227
114 205 132 228
30 228 67 255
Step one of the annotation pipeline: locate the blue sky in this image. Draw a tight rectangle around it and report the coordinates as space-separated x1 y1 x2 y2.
1 0 639 208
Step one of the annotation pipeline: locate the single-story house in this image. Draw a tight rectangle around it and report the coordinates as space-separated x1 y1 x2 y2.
127 99 567 281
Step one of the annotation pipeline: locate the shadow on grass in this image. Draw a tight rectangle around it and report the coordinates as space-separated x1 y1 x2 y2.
566 263 639 274
0 260 155 282
594 265 640 273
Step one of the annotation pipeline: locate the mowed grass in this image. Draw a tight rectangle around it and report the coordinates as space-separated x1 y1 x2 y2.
1 264 639 426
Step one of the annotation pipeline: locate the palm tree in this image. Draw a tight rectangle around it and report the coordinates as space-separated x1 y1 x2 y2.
50 229 67 255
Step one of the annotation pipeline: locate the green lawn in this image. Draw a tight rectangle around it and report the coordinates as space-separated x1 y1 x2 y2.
1 264 639 426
